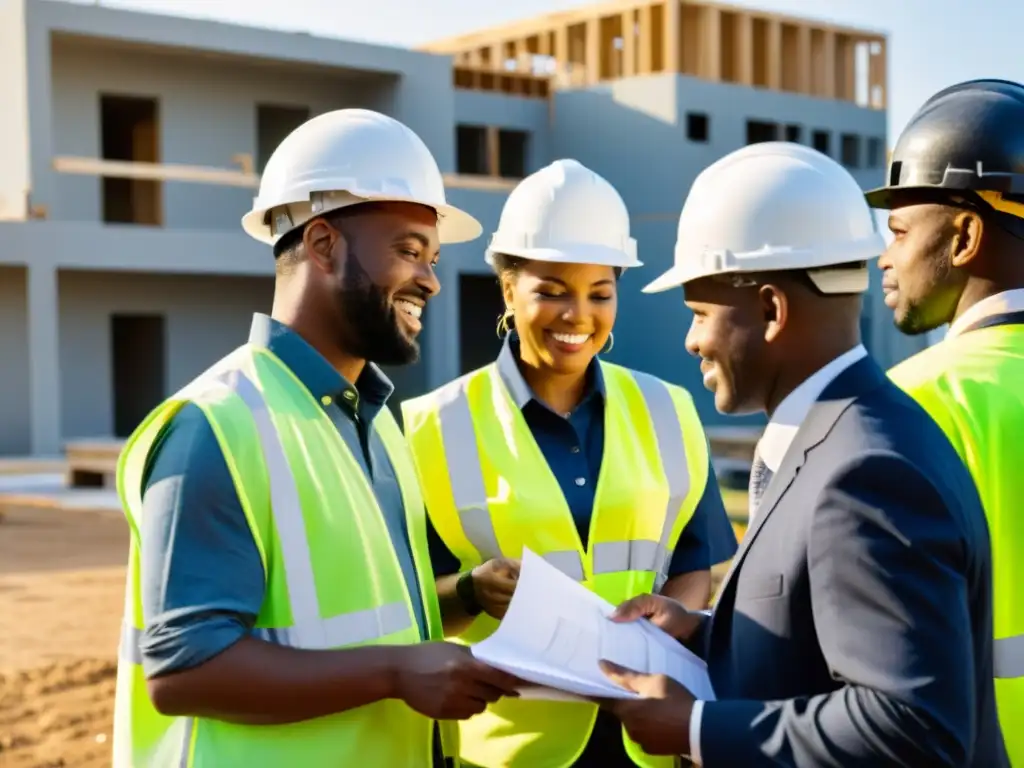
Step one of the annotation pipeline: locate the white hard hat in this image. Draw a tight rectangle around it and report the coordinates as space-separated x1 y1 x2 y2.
642 142 886 294
241 108 482 246
485 159 640 269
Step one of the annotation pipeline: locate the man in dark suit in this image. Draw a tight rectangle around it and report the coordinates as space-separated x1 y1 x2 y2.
600 142 1007 767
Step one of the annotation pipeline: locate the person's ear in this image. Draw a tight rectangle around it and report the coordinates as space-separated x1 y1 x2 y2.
302 218 343 274
501 274 516 310
950 210 983 268
759 284 788 343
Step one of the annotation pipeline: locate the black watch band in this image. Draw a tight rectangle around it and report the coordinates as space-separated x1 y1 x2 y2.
456 570 483 616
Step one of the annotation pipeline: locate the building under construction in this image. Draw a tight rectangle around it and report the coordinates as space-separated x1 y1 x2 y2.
0 0 919 458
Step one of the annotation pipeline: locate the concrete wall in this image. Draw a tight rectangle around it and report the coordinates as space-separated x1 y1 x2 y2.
57 270 273 440
0 267 31 454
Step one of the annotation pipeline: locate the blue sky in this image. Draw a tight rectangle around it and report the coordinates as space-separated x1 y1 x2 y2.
72 0 1024 140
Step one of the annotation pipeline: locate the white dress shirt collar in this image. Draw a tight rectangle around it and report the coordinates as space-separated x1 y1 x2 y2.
946 289 1024 340
757 344 868 472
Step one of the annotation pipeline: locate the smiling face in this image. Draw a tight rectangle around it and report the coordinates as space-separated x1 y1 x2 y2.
879 200 973 335
682 276 775 415
309 201 442 365
500 258 618 376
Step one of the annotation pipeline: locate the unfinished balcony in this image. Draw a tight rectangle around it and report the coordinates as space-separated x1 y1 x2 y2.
423 0 887 110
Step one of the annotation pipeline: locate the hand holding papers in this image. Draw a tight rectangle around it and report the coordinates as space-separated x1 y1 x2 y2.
470 548 715 702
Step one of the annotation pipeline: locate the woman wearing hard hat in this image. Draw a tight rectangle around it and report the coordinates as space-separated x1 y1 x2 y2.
401 159 738 768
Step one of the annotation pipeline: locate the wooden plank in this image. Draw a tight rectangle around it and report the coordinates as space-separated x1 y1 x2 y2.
796 24 812 94
663 0 680 73
637 3 653 75
766 18 782 90
485 127 500 178
621 9 636 77
586 16 601 84
821 29 836 98
442 174 518 191
735 13 753 85
703 5 722 81
54 156 259 188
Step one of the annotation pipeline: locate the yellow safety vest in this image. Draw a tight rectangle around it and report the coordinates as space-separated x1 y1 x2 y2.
402 361 711 768
890 325 1024 766
112 343 456 768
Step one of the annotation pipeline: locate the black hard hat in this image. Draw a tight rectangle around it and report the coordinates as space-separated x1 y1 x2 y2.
865 79 1024 234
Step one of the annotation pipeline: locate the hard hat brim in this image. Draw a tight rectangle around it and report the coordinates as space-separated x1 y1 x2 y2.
435 202 484 244
863 185 894 209
241 196 483 246
640 263 711 294
643 232 887 294
484 242 641 270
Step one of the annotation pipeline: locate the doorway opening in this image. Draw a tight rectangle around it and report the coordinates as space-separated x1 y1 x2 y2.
100 95 161 225
111 314 166 437
459 274 505 374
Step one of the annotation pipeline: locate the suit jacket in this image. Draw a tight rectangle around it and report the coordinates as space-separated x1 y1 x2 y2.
697 356 1007 767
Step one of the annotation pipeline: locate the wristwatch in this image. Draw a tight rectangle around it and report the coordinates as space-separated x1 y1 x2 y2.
455 570 483 616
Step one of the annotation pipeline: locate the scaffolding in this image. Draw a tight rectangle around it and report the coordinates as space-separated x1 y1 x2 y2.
422 0 887 109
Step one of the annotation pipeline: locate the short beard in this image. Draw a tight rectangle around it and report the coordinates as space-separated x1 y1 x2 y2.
336 251 420 366
893 305 937 336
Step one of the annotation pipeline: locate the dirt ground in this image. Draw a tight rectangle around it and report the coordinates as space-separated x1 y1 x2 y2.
0 506 127 768
0 494 745 768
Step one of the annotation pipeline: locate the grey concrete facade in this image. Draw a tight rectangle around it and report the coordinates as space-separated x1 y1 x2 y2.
0 0 923 456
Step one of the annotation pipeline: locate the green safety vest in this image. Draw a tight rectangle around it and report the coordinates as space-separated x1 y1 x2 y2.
402 361 711 768
889 325 1024 766
112 343 457 768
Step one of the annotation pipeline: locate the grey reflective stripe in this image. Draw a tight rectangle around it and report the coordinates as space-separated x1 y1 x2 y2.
434 367 692 587
592 539 664 575
628 371 691 590
995 633 1024 679
543 550 585 581
119 622 144 666
226 369 323 637
436 380 503 561
180 719 194 768
252 601 412 649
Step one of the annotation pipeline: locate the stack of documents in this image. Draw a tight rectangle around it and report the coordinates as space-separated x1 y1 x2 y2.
471 548 716 702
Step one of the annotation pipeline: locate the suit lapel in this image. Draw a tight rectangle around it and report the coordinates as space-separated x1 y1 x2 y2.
710 357 888 622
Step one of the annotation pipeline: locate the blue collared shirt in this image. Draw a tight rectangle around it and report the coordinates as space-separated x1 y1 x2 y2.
138 314 428 678
427 334 738 578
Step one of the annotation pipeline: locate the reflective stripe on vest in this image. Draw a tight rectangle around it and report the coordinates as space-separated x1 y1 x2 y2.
996 634 1024 679
435 365 689 587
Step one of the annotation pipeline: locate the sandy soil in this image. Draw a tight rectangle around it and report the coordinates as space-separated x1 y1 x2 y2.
0 494 745 768
0 506 127 768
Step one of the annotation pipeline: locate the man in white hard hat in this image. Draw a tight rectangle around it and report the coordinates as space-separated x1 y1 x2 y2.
596 142 1005 767
110 109 520 768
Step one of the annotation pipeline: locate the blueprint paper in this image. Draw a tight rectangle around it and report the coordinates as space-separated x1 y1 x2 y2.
471 548 715 702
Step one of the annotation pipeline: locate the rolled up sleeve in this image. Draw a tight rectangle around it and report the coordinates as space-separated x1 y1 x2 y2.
138 404 265 678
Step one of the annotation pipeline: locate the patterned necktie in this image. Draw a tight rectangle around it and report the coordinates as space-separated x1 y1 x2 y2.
747 445 774 524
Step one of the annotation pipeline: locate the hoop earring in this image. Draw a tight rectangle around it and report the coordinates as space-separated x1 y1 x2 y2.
496 308 514 338
601 332 615 354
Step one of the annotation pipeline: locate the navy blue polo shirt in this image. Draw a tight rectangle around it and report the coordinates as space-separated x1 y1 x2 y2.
137 313 428 679
427 333 738 579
